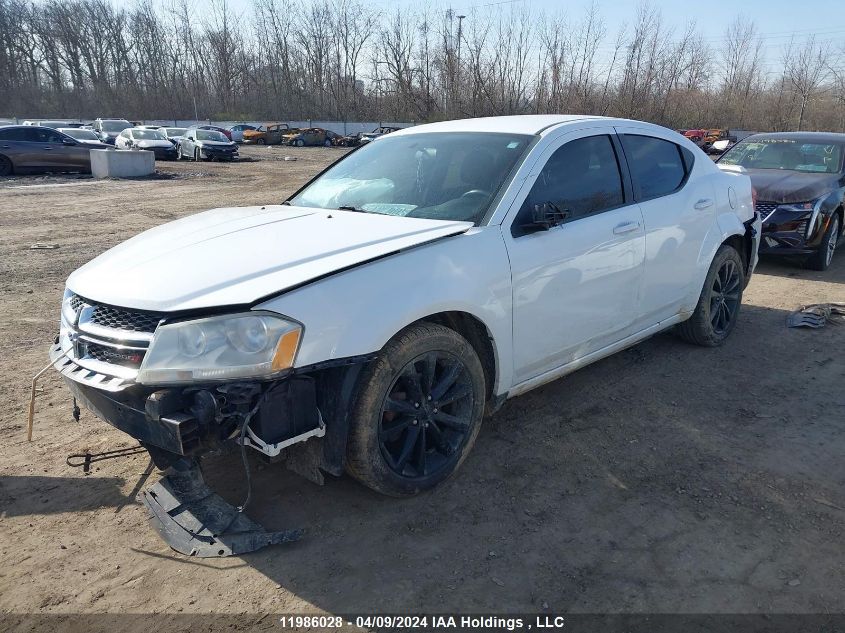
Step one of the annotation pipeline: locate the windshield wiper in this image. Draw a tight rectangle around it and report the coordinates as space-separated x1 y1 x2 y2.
337 205 366 213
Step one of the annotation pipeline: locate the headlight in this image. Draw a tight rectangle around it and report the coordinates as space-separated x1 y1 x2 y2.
137 312 302 385
61 288 77 325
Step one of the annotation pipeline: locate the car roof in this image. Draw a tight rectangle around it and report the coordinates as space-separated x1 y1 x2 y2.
390 114 630 137
741 131 845 144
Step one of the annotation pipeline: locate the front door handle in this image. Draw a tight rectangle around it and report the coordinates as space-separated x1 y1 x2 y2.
694 198 714 210
613 221 640 235
43 146 53 150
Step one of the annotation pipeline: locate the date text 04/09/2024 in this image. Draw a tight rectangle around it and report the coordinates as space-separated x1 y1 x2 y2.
277 616 569 630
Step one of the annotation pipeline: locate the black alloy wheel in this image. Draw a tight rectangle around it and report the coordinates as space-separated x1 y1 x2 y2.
378 351 475 479
677 244 745 346
346 322 486 496
709 258 741 335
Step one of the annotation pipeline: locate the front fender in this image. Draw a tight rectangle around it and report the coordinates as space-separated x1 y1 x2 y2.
255 227 514 396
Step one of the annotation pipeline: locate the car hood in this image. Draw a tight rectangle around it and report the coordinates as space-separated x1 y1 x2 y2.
136 140 173 149
67 205 472 312
745 169 841 203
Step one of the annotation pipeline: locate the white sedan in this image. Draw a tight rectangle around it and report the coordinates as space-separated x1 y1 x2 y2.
52 115 759 500
114 127 178 160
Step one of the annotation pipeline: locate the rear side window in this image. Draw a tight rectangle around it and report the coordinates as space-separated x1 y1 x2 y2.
516 134 625 229
0 128 30 141
622 135 690 200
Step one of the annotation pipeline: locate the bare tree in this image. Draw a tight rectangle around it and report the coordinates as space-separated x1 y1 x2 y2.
785 35 831 130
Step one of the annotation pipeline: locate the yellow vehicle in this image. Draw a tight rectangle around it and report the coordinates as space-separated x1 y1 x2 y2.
242 123 294 145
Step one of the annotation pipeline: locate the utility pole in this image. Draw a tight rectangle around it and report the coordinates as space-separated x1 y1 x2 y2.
456 14 465 116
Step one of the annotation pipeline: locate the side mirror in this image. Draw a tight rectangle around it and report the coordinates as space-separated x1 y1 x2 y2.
62 138 77 146
522 201 570 232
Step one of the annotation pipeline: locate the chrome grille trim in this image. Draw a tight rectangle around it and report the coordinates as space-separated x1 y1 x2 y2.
50 343 131 392
59 293 166 387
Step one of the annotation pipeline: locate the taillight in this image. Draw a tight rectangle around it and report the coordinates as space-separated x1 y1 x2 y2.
751 186 758 209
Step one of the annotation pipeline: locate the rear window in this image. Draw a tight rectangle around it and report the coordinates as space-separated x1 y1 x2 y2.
622 135 689 200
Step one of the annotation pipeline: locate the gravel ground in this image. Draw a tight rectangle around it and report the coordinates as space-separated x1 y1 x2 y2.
0 145 843 626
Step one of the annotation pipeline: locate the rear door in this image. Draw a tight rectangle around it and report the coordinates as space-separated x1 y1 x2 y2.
0 127 37 169
615 126 714 325
503 128 646 383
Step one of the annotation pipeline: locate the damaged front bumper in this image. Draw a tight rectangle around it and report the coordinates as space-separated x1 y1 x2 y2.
49 342 325 462
47 339 368 557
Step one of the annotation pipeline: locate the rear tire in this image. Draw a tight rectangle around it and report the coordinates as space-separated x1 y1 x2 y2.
0 155 12 176
346 323 486 497
806 215 839 271
677 245 745 347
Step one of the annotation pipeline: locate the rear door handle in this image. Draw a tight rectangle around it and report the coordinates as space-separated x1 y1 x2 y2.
694 198 714 210
43 147 53 150
613 221 640 235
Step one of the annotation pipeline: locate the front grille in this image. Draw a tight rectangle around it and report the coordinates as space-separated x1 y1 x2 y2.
90 304 162 333
756 201 778 218
85 341 145 368
69 294 86 311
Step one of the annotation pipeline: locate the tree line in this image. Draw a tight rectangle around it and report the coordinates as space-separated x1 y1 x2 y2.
1 0 844 132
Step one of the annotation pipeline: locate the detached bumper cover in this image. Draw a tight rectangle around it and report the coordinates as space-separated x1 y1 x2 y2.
141 462 301 557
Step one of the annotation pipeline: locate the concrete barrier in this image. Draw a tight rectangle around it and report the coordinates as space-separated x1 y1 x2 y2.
90 149 155 178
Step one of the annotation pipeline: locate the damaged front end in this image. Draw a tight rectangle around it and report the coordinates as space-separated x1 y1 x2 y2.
47 291 368 556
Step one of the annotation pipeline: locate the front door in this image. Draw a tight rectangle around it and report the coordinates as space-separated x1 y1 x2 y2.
504 129 646 384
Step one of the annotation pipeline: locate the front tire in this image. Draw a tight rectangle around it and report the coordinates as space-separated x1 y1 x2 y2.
806 215 839 271
346 323 486 497
677 245 745 347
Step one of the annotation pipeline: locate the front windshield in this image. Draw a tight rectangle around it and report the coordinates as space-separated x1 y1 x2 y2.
133 129 166 140
197 130 228 142
290 132 533 224
165 127 187 136
63 129 97 140
720 138 844 174
102 120 131 132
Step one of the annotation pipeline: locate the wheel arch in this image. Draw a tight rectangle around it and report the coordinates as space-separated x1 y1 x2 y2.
0 152 14 174
409 310 501 414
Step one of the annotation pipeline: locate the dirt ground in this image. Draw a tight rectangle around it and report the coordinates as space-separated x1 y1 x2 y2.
0 145 843 624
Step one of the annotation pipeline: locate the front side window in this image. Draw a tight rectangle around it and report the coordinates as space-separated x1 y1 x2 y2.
622 135 687 200
290 132 533 224
516 134 625 228
31 127 65 143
